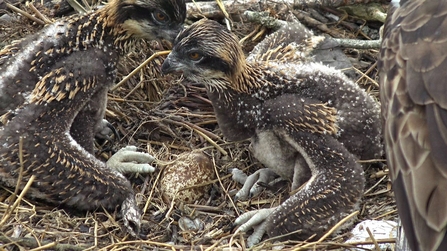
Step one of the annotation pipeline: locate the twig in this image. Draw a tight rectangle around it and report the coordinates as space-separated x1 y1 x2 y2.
26 2 53 24
0 176 35 227
293 9 343 37
287 0 388 8
111 50 171 91
356 61 380 90
366 227 381 251
13 137 25 202
333 38 381 49
372 209 398 220
364 174 387 195
0 236 87 251
245 9 382 51
66 0 88 13
353 67 380 88
163 118 228 155
244 10 286 29
185 0 388 20
6 3 45 25
99 240 177 250
215 0 232 30
293 211 360 250
142 165 164 215
29 242 57 251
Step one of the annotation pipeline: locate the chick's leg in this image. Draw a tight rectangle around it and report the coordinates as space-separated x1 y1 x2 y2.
233 130 364 247
232 168 280 201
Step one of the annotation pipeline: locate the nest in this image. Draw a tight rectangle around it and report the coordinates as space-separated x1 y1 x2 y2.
0 1 395 250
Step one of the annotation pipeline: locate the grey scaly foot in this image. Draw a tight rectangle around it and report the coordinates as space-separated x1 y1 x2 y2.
107 145 156 173
107 146 156 236
232 168 280 201
234 208 276 247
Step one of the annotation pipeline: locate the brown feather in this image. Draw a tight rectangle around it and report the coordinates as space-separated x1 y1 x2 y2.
379 0 447 250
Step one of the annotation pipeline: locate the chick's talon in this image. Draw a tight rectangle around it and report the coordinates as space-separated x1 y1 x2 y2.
234 168 279 201
95 119 120 142
234 208 276 247
107 146 156 173
230 168 248 184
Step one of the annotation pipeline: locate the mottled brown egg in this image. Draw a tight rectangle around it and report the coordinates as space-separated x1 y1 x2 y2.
160 151 215 203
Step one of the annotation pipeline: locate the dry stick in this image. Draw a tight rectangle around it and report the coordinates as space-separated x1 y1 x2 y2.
0 137 36 227
29 242 57 251
254 230 314 249
215 0 232 30
294 9 342 37
111 50 171 91
222 179 249 249
190 126 227 155
357 158 386 163
333 38 381 49
13 137 25 201
162 114 221 141
162 192 177 224
66 0 88 13
6 3 45 25
282 0 389 7
183 120 221 140
244 10 287 30
21 222 43 247
164 118 228 155
26 2 53 24
186 0 388 20
123 77 146 99
245 10 382 50
347 238 395 245
366 227 382 251
356 61 379 88
292 211 360 250
99 240 176 251
80 0 93 11
353 67 380 88
364 174 387 195
204 236 227 251
142 167 164 215
239 24 263 45
0 176 36 226
373 209 397 220
314 240 394 250
0 236 87 251
94 219 99 249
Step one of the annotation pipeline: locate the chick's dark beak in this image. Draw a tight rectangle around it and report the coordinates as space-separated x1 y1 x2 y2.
161 53 182 75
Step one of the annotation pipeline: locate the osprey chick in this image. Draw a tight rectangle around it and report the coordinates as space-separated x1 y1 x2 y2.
0 0 186 236
162 19 382 246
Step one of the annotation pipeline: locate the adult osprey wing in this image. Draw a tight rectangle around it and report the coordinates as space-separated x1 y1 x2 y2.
379 1 447 250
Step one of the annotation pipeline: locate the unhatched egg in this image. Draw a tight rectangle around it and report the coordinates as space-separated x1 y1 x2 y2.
160 151 215 203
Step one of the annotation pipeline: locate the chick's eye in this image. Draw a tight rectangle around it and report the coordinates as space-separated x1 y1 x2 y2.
188 52 202 61
153 10 168 23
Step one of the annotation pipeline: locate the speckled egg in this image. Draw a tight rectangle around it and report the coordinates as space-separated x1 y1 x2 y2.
159 151 215 203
